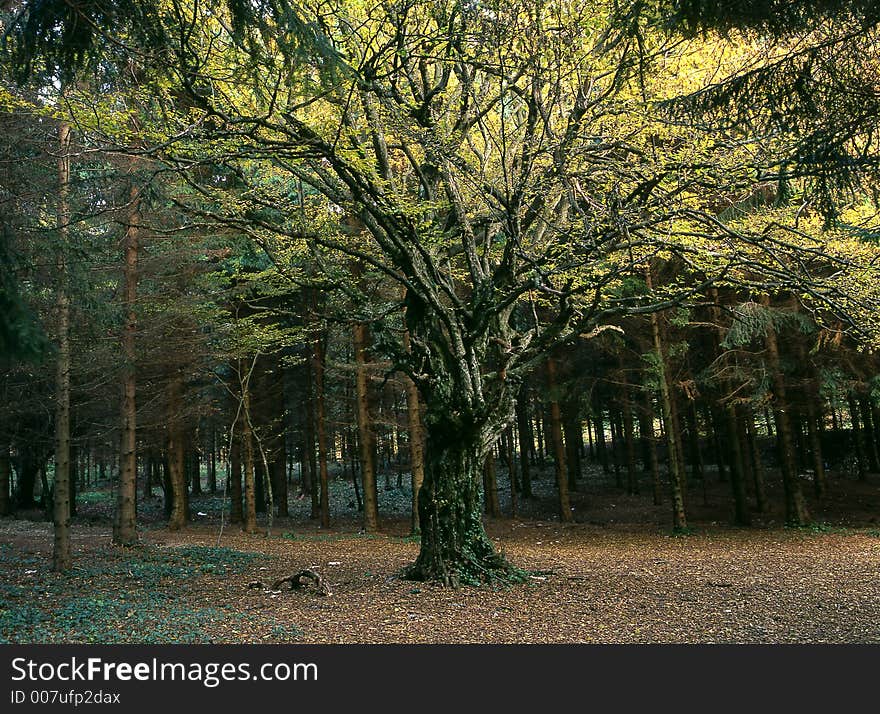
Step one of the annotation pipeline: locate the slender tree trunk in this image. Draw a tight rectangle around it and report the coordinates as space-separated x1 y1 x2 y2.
314 337 331 529
761 296 809 525
746 412 767 512
303 355 319 518
483 447 501 517
648 293 687 531
209 428 217 493
547 358 573 522
167 374 187 531
505 426 518 518
859 396 880 473
620 374 639 496
241 366 258 533
593 398 610 474
638 388 662 505
805 398 827 498
848 392 868 481
0 446 10 516
113 178 140 546
229 429 243 524
516 387 533 498
52 120 72 572
352 325 378 531
562 400 581 491
403 330 425 535
725 406 751 526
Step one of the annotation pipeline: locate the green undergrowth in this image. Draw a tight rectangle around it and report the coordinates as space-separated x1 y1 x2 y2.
0 544 265 644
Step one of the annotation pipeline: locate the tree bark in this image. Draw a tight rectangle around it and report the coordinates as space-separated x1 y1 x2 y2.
302 354 319 518
403 329 425 535
515 387 533 498
166 374 188 531
241 364 258 533
547 358 573 522
649 300 687 531
483 446 501 517
405 410 519 586
761 295 809 525
314 337 331 529
848 391 868 481
229 428 243 523
353 324 378 531
113 178 140 546
0 446 10 516
638 387 662 505
52 119 72 572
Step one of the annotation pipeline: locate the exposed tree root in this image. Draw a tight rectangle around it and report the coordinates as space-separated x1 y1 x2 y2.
247 568 331 596
403 550 528 588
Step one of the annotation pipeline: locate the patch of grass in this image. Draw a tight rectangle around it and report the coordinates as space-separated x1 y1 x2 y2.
392 534 422 544
268 623 304 641
795 522 853 535
0 544 262 644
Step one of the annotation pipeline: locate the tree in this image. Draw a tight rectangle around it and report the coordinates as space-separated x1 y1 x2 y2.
52 116 72 571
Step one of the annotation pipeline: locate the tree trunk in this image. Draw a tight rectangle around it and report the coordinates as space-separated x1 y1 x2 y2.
516 387 533 498
562 399 582 491
406 413 519 586
302 354 319 518
241 367 258 533
805 398 827 498
746 412 767 512
859 396 880 473
649 298 687 531
505 426 518 518
0 446 10 516
52 119 72 572
353 324 377 531
314 337 331 529
483 447 501 517
725 406 751 526
403 329 425 535
208 428 217 493
547 358 573 522
848 391 868 481
229 429 243 523
167 374 188 531
113 178 140 546
620 374 638 496
638 388 662 505
761 295 809 525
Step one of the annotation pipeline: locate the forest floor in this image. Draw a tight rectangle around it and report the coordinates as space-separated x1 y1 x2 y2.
2 466 880 643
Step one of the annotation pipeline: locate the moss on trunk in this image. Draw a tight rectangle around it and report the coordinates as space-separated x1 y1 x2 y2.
404 413 525 587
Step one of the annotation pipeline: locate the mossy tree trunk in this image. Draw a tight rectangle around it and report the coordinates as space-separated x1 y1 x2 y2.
406 405 522 587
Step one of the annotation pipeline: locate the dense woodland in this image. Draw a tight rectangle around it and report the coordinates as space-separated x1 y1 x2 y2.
2 0 880 600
